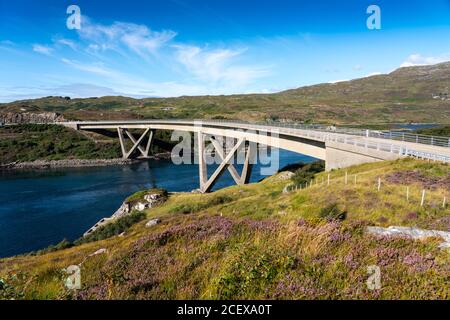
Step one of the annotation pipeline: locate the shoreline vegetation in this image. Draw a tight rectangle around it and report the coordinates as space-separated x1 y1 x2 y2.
0 124 174 169
0 152 172 170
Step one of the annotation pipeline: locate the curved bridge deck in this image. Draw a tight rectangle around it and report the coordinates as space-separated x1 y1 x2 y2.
61 120 450 192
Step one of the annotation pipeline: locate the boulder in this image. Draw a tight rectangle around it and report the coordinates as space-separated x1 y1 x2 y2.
146 218 161 228
367 226 450 249
89 248 107 257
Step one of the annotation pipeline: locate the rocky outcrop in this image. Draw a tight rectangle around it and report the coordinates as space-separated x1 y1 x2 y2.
146 218 161 228
83 190 167 237
0 112 65 124
367 226 450 249
0 158 136 170
111 192 167 219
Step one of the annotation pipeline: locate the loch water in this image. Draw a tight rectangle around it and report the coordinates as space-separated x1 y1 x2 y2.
0 150 315 257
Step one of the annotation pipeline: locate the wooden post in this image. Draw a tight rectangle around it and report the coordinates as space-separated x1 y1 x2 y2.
406 186 409 202
354 175 357 185
443 197 447 208
327 174 330 186
420 189 426 207
345 171 348 185
377 177 381 192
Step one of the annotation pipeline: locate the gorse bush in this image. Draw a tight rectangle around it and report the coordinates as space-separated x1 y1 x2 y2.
169 194 234 214
290 161 325 186
26 211 147 255
29 239 74 256
414 126 450 137
0 276 24 300
75 211 146 245
125 188 168 205
319 203 347 221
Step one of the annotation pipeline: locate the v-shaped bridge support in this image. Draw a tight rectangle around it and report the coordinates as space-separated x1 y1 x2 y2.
117 128 155 159
198 132 256 193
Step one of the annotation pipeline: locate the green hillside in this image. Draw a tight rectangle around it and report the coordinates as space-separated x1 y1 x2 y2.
1 62 450 124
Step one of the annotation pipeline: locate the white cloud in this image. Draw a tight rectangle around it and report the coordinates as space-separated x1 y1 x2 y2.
32 44 53 56
174 45 270 86
78 18 176 57
328 79 348 84
400 54 448 67
365 71 382 77
55 39 77 50
61 58 116 77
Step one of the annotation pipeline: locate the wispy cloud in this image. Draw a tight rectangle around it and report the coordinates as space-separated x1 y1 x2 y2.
400 54 449 67
61 58 116 77
174 45 270 86
4 18 272 100
365 71 382 77
32 44 53 56
78 17 176 57
54 39 77 50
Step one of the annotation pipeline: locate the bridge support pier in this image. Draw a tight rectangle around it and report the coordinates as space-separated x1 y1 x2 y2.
117 127 155 159
197 132 256 193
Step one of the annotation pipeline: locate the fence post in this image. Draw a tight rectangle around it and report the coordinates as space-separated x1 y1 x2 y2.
377 177 381 191
406 186 409 202
327 174 330 186
420 190 426 207
354 175 357 185
345 171 348 185
443 197 447 208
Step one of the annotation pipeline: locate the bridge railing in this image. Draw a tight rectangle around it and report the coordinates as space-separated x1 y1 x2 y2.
367 130 450 148
197 119 450 163
65 119 450 163
200 119 450 148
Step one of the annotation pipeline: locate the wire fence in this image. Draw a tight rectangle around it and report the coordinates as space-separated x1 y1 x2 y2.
283 171 449 209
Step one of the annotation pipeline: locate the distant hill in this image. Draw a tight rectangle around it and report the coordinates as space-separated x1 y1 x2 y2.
1 62 449 125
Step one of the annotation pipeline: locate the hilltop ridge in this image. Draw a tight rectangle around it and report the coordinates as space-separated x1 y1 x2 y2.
1 62 449 124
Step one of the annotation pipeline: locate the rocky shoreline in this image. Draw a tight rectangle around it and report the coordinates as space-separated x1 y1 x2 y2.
0 153 172 170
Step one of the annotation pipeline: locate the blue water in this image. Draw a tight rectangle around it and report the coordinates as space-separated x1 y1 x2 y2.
392 123 439 130
0 150 315 258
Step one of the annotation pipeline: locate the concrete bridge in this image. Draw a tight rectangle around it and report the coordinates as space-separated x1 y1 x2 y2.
62 120 450 193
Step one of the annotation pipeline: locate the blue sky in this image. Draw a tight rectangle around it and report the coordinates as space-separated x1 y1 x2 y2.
0 0 450 102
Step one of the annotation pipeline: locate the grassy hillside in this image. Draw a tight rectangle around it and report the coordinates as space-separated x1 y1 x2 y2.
0 158 448 300
1 62 450 124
